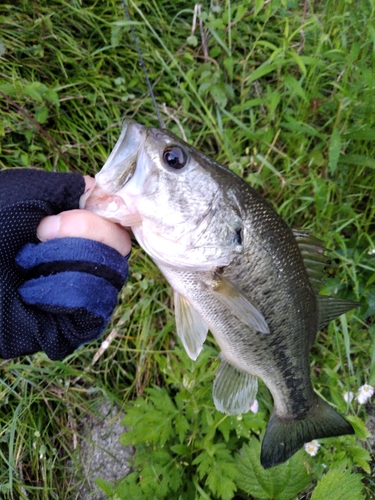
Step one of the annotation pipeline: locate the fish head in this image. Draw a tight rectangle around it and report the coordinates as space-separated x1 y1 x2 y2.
83 120 244 270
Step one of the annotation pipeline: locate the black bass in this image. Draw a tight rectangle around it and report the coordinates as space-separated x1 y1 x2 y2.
83 120 358 468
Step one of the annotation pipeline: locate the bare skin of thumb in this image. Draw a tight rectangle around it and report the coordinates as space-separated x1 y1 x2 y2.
37 176 132 257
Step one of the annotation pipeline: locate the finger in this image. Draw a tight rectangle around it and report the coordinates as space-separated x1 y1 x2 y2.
83 175 95 191
37 210 132 257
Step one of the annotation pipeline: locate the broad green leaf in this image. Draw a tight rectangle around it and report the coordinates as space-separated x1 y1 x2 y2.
346 415 372 440
210 83 228 108
35 106 48 124
346 444 371 474
246 63 278 85
345 129 375 141
44 88 59 106
339 154 375 168
193 444 238 500
283 75 308 102
137 450 183 497
120 388 178 447
187 35 198 47
218 416 231 442
288 50 307 76
210 45 221 58
255 0 265 16
170 444 191 456
368 22 375 45
235 438 313 500
234 4 248 23
198 81 212 96
268 91 281 119
175 412 189 443
115 472 145 500
223 57 234 80
24 82 45 102
348 41 361 64
111 24 122 47
311 465 365 500
94 477 115 496
0 82 16 96
329 127 341 174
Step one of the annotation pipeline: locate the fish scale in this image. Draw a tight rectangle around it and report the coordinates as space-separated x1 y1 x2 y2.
84 119 359 468
158 183 315 417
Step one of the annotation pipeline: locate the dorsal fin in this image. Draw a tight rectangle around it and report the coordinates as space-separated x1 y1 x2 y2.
317 295 361 329
292 230 361 327
292 229 329 292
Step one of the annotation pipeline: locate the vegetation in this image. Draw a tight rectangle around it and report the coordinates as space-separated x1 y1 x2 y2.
0 0 374 498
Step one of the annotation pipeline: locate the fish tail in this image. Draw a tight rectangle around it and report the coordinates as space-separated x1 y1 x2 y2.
260 395 354 469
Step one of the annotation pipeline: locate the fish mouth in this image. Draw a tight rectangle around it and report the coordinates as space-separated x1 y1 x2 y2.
96 119 146 193
80 181 141 226
80 120 146 226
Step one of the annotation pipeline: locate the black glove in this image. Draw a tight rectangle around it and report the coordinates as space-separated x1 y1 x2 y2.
0 169 128 360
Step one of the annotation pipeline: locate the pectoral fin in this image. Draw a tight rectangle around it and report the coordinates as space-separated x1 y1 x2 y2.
174 291 208 360
209 274 269 334
213 355 258 415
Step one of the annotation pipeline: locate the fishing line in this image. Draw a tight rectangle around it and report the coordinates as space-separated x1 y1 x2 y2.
121 0 164 128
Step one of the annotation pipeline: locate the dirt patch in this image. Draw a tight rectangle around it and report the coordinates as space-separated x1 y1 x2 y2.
75 402 133 499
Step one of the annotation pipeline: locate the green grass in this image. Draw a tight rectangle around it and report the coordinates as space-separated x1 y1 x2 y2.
1 0 375 498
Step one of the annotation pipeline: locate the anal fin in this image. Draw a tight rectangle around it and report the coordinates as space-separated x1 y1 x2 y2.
317 295 361 329
213 355 258 415
174 291 208 361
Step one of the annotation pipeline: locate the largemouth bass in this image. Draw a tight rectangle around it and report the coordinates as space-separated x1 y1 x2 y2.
83 120 358 468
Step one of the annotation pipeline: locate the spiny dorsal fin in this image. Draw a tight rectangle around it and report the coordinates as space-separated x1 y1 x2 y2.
292 229 329 292
292 230 361 325
213 355 258 415
317 295 361 330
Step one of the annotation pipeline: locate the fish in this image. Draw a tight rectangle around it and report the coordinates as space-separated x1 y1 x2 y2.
82 120 359 468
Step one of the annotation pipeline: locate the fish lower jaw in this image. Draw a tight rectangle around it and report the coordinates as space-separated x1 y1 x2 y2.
83 188 141 226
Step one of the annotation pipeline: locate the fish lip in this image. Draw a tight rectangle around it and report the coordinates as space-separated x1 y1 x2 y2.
80 120 147 224
95 119 146 193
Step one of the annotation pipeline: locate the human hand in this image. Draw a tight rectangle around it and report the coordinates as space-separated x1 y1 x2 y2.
0 169 130 360
37 176 132 256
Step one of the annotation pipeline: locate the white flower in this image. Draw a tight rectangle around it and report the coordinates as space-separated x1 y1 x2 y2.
343 391 354 403
304 440 320 457
356 384 374 404
250 399 259 414
368 248 375 255
101 340 110 350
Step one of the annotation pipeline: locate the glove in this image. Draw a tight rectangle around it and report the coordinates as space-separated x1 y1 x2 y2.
0 169 128 360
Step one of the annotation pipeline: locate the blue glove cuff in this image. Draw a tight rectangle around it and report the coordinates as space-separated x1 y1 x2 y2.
16 237 129 290
18 272 118 326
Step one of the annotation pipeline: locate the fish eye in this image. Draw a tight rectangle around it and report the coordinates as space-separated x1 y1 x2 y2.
162 146 187 170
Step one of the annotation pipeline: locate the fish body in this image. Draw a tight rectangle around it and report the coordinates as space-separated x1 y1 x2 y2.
83 120 357 468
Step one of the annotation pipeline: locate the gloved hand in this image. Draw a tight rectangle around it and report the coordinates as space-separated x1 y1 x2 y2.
0 169 129 360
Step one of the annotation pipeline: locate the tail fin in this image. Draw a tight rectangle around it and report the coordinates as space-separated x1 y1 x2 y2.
261 396 354 469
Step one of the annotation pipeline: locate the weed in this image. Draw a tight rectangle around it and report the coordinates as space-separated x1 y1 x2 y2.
0 0 374 498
